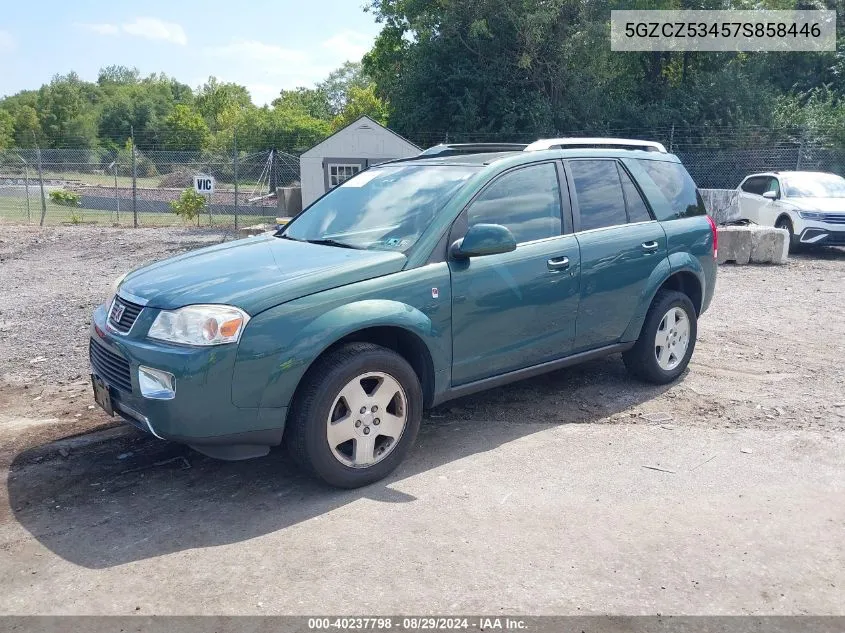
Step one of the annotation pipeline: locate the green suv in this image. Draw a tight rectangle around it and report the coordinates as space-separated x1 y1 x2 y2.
90 138 717 488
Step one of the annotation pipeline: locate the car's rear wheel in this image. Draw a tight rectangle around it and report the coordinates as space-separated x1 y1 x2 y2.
623 290 697 384
286 342 422 488
775 215 799 252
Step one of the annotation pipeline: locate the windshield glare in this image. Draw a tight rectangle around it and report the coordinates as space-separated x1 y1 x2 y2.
783 173 845 198
283 164 478 251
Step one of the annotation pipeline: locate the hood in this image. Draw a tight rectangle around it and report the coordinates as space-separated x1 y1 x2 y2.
783 197 845 213
119 235 407 315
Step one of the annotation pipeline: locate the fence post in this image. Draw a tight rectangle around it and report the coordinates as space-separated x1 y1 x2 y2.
233 128 239 232
35 141 48 227
18 156 31 222
113 162 120 223
131 126 138 228
796 127 806 171
669 123 675 153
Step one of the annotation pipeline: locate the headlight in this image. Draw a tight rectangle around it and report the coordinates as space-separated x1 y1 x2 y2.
798 211 825 220
148 305 250 346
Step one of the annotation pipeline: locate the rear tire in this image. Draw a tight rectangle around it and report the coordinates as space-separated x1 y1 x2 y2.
286 342 423 488
623 290 697 385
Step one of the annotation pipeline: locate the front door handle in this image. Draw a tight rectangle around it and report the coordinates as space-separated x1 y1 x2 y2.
547 256 570 271
641 241 659 253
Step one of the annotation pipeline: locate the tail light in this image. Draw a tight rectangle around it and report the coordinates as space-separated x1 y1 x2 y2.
706 215 718 260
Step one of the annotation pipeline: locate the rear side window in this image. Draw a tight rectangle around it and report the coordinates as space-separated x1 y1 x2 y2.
618 165 652 223
569 160 627 231
635 159 706 219
468 163 562 244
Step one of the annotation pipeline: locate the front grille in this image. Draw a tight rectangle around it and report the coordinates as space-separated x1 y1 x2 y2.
108 296 144 333
819 214 845 225
90 338 132 393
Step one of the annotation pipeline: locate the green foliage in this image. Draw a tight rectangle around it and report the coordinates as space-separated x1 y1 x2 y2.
331 84 389 131
160 105 211 150
363 0 845 143
317 62 371 116
0 110 13 149
169 187 207 221
49 189 82 207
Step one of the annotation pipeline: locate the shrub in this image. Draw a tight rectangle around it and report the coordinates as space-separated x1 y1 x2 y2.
49 190 82 207
169 188 206 221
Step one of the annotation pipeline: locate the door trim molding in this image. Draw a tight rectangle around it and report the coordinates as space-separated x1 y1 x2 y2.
434 342 633 406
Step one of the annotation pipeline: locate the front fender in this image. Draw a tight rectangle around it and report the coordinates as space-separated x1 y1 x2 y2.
233 298 443 409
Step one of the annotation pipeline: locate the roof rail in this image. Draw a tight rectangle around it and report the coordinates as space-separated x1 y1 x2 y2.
418 143 528 157
524 138 667 153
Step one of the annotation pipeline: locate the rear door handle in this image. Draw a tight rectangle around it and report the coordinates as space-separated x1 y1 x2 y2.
547 256 570 271
641 241 659 253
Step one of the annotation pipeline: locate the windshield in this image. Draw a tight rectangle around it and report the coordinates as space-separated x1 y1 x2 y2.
783 173 845 199
282 164 479 251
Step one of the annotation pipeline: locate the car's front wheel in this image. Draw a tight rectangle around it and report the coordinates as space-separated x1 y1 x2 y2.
286 342 423 488
775 215 800 252
623 290 697 384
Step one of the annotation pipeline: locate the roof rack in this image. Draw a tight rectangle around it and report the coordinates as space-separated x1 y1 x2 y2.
524 138 667 153
418 143 528 157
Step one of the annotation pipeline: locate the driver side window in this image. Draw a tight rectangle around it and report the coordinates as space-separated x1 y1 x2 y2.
467 163 562 244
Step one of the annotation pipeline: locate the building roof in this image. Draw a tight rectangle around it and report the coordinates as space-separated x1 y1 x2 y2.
300 115 421 157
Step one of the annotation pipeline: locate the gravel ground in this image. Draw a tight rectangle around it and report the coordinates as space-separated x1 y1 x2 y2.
0 224 233 388
0 223 843 615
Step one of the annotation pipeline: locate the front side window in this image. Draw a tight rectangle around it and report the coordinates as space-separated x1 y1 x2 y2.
467 163 562 244
284 164 478 251
765 177 781 197
635 159 706 219
782 173 845 198
328 163 362 187
569 160 627 231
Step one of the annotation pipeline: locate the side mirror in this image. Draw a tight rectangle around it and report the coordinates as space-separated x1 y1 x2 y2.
450 223 517 259
762 190 778 200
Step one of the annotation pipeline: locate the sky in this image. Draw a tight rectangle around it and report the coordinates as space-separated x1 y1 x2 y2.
0 0 383 104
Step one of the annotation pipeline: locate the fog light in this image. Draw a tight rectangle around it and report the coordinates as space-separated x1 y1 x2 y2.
139 366 175 400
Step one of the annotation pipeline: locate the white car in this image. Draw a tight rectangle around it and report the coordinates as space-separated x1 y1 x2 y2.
737 171 845 249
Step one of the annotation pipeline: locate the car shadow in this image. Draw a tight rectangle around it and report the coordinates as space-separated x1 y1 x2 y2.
7 355 674 569
791 244 845 260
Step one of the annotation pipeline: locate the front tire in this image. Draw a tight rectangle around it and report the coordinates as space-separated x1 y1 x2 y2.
775 216 799 252
286 342 423 488
623 290 697 384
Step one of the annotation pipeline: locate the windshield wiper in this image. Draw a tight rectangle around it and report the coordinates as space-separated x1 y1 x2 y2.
305 238 362 250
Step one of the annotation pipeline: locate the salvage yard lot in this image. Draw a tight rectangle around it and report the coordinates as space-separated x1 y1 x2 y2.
0 223 843 614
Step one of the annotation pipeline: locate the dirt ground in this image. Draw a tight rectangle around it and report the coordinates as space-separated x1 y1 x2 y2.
0 224 843 615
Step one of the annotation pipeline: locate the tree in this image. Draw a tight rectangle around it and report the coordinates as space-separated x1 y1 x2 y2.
331 84 388 131
13 105 41 147
0 109 13 149
272 87 332 121
318 62 371 116
160 105 211 150
97 65 141 86
195 77 252 132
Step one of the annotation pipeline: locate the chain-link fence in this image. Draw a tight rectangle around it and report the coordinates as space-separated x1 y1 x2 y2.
0 147 300 229
2 126 843 228
409 125 845 190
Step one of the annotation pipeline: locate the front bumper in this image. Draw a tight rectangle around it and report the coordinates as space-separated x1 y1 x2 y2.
798 226 845 245
89 304 285 457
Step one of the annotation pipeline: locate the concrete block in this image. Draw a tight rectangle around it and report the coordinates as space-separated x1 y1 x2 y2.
749 226 789 265
717 225 788 265
700 189 740 225
717 226 751 265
